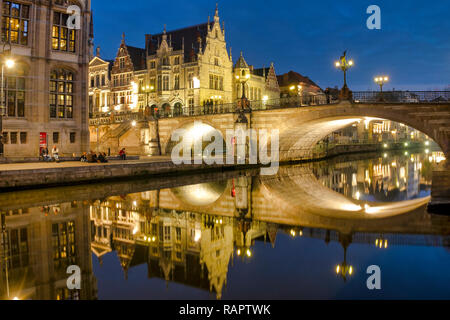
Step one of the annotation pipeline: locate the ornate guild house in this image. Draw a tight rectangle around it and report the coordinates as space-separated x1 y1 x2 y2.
1 0 92 161
89 6 281 154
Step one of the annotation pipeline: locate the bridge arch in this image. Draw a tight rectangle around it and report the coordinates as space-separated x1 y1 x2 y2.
163 120 227 157
252 102 449 161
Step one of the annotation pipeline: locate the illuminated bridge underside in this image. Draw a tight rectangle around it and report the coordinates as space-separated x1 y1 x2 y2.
251 102 450 161
259 165 429 220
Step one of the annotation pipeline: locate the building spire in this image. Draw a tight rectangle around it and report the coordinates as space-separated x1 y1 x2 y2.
214 3 220 22
162 24 167 42
121 32 125 44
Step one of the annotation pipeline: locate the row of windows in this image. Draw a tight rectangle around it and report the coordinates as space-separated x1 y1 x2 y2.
149 56 181 69
113 73 132 87
2 131 76 144
90 74 107 88
2 131 27 144
237 84 262 101
2 2 77 52
2 67 75 119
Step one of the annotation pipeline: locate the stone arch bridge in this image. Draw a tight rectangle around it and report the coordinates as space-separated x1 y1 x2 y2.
89 94 450 162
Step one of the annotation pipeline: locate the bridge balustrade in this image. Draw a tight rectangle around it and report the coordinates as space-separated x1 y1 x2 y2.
353 91 450 104
88 91 449 125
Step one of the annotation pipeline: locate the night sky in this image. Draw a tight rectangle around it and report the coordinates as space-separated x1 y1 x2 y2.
92 0 449 91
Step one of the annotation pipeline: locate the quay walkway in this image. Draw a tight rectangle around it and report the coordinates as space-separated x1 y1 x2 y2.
0 157 255 191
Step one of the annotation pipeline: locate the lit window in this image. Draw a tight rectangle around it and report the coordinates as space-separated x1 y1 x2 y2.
1 1 29 45
50 69 74 119
52 12 76 52
5 63 26 117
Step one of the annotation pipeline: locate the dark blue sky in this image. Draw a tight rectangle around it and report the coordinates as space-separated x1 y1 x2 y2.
92 0 449 91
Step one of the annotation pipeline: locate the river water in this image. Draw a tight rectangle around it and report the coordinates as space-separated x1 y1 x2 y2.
0 150 449 300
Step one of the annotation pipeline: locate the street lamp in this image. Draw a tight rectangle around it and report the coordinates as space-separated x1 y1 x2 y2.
0 42 14 157
235 71 251 111
289 84 303 104
141 84 155 118
335 50 354 100
374 76 389 101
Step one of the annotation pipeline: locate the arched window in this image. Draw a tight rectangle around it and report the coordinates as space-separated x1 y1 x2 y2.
5 62 27 117
50 69 75 119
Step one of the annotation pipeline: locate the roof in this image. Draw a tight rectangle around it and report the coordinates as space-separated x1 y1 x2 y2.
277 71 321 89
253 67 270 79
234 52 249 69
147 23 209 61
126 45 146 71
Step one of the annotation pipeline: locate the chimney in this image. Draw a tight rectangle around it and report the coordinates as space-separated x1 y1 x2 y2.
145 34 152 52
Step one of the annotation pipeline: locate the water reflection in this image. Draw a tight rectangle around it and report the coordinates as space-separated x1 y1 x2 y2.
314 152 440 202
0 152 449 300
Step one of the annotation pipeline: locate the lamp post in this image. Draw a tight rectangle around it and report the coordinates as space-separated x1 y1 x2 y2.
0 43 15 157
335 51 354 101
235 71 250 111
289 84 303 105
141 85 154 118
374 76 389 102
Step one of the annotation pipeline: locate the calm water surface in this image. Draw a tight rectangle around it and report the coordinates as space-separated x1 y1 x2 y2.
1 151 449 300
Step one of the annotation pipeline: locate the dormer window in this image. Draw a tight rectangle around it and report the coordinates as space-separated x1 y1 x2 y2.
119 57 125 69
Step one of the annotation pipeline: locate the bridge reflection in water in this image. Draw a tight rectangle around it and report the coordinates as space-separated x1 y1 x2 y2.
0 152 449 300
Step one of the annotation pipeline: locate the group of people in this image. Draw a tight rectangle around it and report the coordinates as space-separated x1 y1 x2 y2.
41 146 127 163
40 145 60 162
80 151 108 163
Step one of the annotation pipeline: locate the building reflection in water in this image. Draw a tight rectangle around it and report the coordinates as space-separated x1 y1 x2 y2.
313 152 444 202
0 202 97 300
1 152 449 300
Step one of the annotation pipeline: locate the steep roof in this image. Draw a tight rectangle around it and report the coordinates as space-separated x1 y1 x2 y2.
234 52 249 69
147 23 209 61
277 71 321 89
126 45 146 71
253 67 270 79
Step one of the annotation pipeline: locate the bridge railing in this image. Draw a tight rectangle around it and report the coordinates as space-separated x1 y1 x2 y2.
89 94 332 124
353 91 450 104
89 111 147 126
